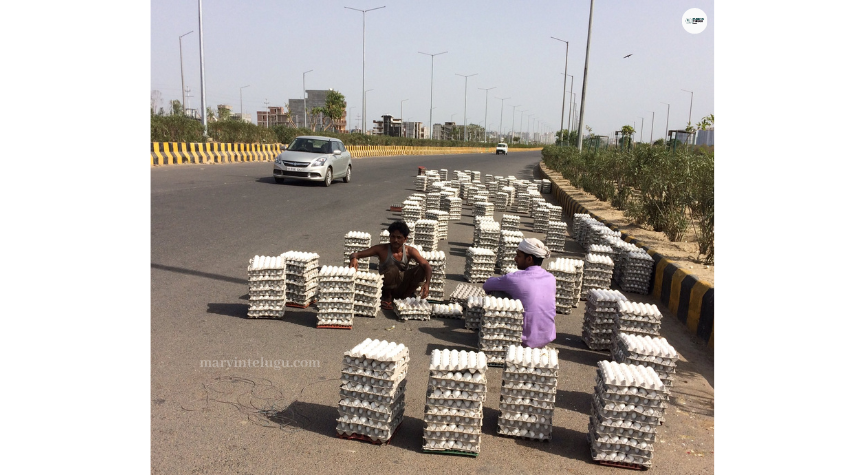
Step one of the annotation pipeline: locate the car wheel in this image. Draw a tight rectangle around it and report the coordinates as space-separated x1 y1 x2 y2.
343 165 351 183
274 177 284 183
324 168 333 187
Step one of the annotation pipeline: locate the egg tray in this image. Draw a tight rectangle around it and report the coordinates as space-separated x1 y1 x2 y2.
614 324 662 339
340 382 407 403
423 428 481 445
425 421 483 436
248 300 287 311
479 328 523 340
498 402 555 418
426 397 484 410
501 377 558 392
282 295 313 305
246 310 286 319
590 401 662 430
341 371 407 390
611 339 676 365
496 422 552 441
337 417 403 445
501 386 556 402
588 430 654 461
594 387 667 414
582 334 612 351
426 385 486 401
429 378 486 392
338 400 405 426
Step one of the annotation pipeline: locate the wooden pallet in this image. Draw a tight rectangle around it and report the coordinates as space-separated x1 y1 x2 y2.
317 324 352 330
286 300 315 309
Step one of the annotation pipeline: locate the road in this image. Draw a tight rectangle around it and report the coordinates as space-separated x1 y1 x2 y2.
151 150 714 474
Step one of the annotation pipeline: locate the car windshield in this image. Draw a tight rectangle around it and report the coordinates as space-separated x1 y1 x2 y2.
498 143 507 147
287 138 333 154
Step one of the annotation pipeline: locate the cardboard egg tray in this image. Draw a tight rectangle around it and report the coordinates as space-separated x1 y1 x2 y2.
425 210 449 240
445 196 463 220
501 214 520 231
415 175 428 191
493 191 508 211
533 207 550 233
449 283 486 308
402 204 423 223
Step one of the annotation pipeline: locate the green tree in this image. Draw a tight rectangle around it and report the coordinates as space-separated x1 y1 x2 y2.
170 99 183 116
620 125 635 149
218 105 232 121
322 90 347 131
698 113 714 130
309 106 325 131
206 107 215 122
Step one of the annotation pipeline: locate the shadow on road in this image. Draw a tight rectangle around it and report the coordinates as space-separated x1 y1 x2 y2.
555 389 593 416
206 303 248 319
152 263 247 285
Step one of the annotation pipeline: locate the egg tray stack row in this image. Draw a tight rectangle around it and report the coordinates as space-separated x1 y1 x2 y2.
603 237 637 283
572 214 593 244
545 220 568 252
515 188 533 214
533 205 550 234
614 300 663 339
587 244 615 262
588 361 667 469
413 219 439 252
426 191 442 212
445 196 463 220
317 266 357 328
473 219 501 251
415 174 428 192
464 247 497 283
617 250 655 295
425 210 449 241
541 179 551 193
281 251 319 307
337 339 409 443
448 283 487 310
478 297 525 365
496 230 524 271
343 232 372 272
582 289 628 351
574 216 602 248
423 349 488 455
495 191 509 211
611 332 677 389
402 203 423 223
353 271 383 318
473 201 495 220
498 346 559 441
464 296 485 331
431 303 464 319
552 258 584 309
586 224 621 249
547 259 579 315
501 214 520 232
420 250 447 302
582 254 615 299
501 186 516 208
393 297 432 321
247 255 287 318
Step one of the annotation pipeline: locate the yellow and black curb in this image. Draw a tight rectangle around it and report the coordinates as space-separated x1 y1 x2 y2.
151 143 282 166
539 162 714 348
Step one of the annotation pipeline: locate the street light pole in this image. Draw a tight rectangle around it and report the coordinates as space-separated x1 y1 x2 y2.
576 0 595 151
345 6 386 135
661 102 670 142
510 105 521 143
527 114 534 144
179 30 194 117
419 51 447 138
197 0 208 134
560 73 574 134
456 73 477 142
400 98 409 137
551 36 569 141
682 89 694 144
348 107 354 131
495 97 510 141
478 86 496 143
302 70 312 128
650 111 655 144
240 85 250 122
519 109 527 144
639 117 644 143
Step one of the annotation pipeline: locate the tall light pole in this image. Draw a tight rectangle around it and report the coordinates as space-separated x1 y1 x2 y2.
496 96 510 141
639 117 644 143
179 30 194 116
551 36 569 140
348 106 354 131
419 51 447 138
478 86 496 142
527 114 534 144
510 105 521 143
560 73 574 133
239 85 250 122
682 88 694 144
197 0 208 134
302 70 312 128
345 6 386 135
456 73 477 142
518 109 528 144
649 111 655 144
400 99 409 136
661 102 670 142
576 0 595 151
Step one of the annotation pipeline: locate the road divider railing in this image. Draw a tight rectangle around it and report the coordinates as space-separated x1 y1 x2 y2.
539 161 714 349
152 143 543 166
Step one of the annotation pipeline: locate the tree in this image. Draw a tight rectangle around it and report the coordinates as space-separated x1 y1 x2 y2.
170 99 183 116
698 113 714 130
309 107 325 131
151 90 163 115
207 107 215 122
322 90 347 132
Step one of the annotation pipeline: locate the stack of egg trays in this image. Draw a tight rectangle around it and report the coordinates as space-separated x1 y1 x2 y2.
604 236 636 283
552 258 584 307
353 271 383 318
445 196 463 220
546 204 562 222
413 219 439 252
247 255 287 318
317 266 356 328
582 289 628 351
588 361 667 468
485 174 495 186
281 251 319 306
471 171 481 182
426 210 449 241
496 230 524 271
475 190 490 206
459 181 472 200
487 179 499 197
415 174 428 192
402 204 423 224
547 259 577 314
431 303 463 319
587 244 616 262
501 214 520 232
344 231 372 272
478 296 525 365
494 191 509 211
613 301 663 339
582 253 615 299
541 179 551 193
572 213 593 244
379 229 390 244
448 283 486 309
464 247 497 282
588 225 621 249
545 220 568 252
611 332 677 389
419 250 447 302
474 219 501 251
501 186 516 208
619 250 654 294
465 184 480 206
516 189 533 214
426 192 442 212
533 206 550 233
423 349 488 455
463 296 485 330
533 179 543 192
498 346 559 440
393 297 432 321
337 339 409 442
438 168 448 180
405 222 416 245
425 169 441 183
501 265 519 275
473 200 495 219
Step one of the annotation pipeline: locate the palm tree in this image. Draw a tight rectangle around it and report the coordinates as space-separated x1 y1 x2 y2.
322 90 347 132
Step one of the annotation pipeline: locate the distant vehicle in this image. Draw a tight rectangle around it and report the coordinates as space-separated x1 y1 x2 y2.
496 143 508 155
273 136 352 187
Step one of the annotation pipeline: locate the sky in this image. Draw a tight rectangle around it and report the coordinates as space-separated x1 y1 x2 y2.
151 0 713 140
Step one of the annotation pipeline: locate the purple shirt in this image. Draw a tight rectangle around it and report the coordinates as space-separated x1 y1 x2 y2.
482 266 557 348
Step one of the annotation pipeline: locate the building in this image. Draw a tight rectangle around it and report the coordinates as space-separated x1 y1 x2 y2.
433 124 443 140
696 128 714 146
286 89 347 132
232 113 252 123
371 115 403 137
432 122 456 140
403 121 424 139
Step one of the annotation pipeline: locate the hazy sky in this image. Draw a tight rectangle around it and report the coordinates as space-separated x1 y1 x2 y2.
151 0 713 140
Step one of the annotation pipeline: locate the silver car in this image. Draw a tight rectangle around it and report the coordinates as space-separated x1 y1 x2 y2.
273 136 352 187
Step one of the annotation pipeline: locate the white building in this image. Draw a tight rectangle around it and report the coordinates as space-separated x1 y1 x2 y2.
696 128 714 146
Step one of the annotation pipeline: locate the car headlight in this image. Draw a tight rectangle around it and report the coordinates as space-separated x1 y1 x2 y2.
275 158 281 165
311 156 328 167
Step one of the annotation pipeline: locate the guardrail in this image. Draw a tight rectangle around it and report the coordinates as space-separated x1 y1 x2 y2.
151 142 543 166
539 161 714 349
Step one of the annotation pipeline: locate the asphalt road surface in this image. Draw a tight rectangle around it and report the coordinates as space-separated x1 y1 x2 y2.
151 150 714 474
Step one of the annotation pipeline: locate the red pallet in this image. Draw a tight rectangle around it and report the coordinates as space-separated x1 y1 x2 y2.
336 422 401 445
286 300 315 309
389 206 403 212
317 325 353 330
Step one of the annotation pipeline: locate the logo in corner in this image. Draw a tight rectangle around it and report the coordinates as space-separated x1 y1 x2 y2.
682 8 708 34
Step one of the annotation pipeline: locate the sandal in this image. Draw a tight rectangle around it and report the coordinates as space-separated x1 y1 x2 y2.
381 300 394 310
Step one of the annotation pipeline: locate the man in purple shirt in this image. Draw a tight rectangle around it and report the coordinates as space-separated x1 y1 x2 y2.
483 238 557 348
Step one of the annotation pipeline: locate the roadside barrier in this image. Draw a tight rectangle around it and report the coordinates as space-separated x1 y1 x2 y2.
539 162 714 348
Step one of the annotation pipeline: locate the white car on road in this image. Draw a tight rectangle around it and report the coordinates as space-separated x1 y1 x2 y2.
496 143 508 155
273 136 352 187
